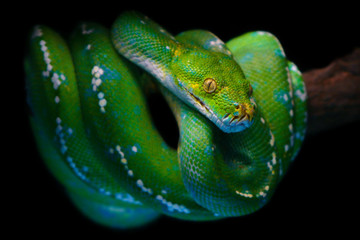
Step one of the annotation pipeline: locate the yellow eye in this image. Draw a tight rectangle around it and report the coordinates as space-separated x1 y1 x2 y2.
203 78 217 93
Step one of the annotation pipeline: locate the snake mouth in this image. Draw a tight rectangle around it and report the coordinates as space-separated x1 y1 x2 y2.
222 113 251 127
181 83 254 133
218 113 253 132
185 88 212 114
221 99 256 132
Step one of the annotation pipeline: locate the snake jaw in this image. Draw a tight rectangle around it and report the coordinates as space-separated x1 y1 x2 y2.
185 87 211 113
180 83 254 133
221 112 253 133
220 99 256 132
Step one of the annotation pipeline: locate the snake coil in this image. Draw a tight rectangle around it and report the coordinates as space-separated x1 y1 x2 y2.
25 11 307 229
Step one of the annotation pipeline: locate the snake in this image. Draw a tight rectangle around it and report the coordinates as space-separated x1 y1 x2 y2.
25 11 307 229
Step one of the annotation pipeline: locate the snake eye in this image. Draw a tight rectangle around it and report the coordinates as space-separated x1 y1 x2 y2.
203 78 217 93
249 84 253 96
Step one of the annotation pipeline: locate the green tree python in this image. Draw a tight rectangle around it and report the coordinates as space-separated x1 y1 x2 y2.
24 11 307 229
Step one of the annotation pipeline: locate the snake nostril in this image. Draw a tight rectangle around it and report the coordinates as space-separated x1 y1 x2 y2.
234 103 246 110
234 103 240 110
234 103 248 114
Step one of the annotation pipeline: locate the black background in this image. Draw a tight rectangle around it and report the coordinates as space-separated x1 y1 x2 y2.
7 1 359 238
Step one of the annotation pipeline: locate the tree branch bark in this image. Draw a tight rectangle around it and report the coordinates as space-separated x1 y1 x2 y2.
303 48 360 135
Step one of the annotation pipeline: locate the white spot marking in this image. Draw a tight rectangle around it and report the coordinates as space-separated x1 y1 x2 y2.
155 194 191 214
258 191 266 197
51 73 62 90
289 109 294 117
291 64 301 74
209 40 216 46
115 193 142 205
267 152 277 173
269 131 275 147
136 179 143 187
258 31 276 38
295 89 307 102
99 98 107 107
132 146 138 153
115 145 121 152
267 161 273 171
39 39 54 78
98 92 104 99
283 93 288 102
136 179 153 195
91 66 107 113
121 158 127 165
285 144 289 152
235 190 253 198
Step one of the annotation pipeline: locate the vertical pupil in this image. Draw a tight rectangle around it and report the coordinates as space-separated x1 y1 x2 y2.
204 78 216 93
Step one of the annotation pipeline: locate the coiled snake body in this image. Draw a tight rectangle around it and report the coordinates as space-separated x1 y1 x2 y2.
25 11 307 228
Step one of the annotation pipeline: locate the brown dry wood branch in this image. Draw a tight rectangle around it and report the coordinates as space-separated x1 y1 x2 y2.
304 48 360 135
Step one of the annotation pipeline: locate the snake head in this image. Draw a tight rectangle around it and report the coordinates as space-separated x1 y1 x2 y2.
171 48 256 133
